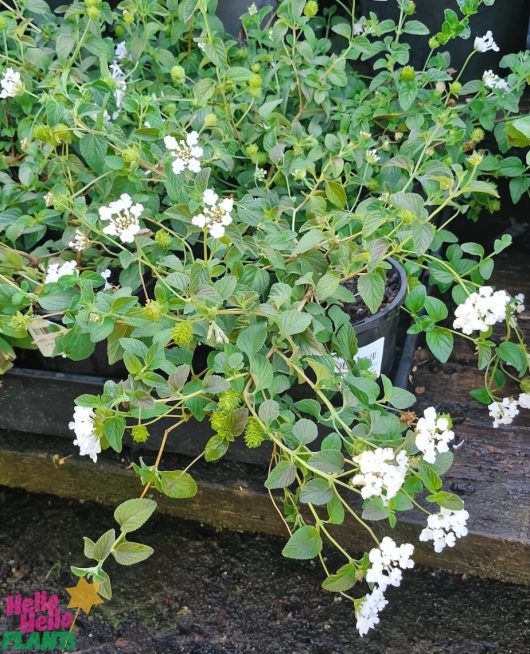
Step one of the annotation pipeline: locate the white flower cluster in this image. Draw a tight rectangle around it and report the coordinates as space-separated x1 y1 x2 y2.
164 131 203 175
114 41 128 60
488 396 519 428
99 193 143 243
192 189 234 239
68 229 89 252
109 62 127 119
474 31 499 53
0 68 25 99
483 69 510 92
519 393 530 409
351 447 408 504
44 260 78 284
356 537 414 636
453 286 511 335
101 268 113 290
419 508 469 553
415 407 454 464
69 406 101 463
366 148 380 164
356 586 387 637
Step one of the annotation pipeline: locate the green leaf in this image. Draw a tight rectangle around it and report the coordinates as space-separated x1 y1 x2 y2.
250 353 274 391
426 491 464 511
425 296 448 322
418 461 442 492
316 273 340 302
114 498 157 533
92 529 116 561
79 134 107 174
412 222 435 255
322 562 357 592
357 270 385 314
402 20 429 35
293 399 321 419
103 416 125 452
83 537 95 559
309 449 344 474
282 525 323 560
264 461 296 489
325 181 347 208
333 322 358 361
258 399 280 424
237 322 267 358
299 478 333 505
293 230 325 255
277 310 312 336
155 470 198 499
405 285 426 313
469 386 493 404
204 434 229 462
326 496 345 525
388 386 416 409
112 541 154 566
426 328 453 363
497 342 528 376
292 418 318 445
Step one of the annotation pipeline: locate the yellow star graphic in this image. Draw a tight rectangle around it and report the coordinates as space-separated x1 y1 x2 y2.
65 577 105 615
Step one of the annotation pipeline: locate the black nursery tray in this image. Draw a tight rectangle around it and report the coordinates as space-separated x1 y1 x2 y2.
0 323 418 465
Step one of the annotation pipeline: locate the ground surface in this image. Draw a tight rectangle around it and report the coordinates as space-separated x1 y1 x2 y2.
0 488 528 654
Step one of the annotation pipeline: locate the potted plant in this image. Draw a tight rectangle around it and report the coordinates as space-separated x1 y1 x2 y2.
1 0 529 636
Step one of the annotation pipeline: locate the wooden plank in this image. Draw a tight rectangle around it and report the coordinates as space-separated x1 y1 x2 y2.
0 431 528 585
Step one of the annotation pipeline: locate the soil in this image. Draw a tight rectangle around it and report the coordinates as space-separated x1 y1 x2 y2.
1 488 528 654
342 266 401 324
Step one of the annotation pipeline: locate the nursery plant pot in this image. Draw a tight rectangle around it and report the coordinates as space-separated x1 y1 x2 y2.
361 0 530 79
344 257 407 378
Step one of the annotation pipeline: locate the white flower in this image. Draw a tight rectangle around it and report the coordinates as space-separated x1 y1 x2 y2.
0 68 25 99
68 229 89 252
254 168 267 181
518 393 530 409
192 189 234 240
366 148 380 164
366 537 414 591
353 22 365 36
69 406 101 463
453 286 511 335
351 448 408 504
44 192 54 207
99 193 143 244
114 41 128 60
109 62 127 118
488 397 519 428
419 508 469 553
415 407 454 464
248 1 258 15
44 260 79 284
482 69 510 92
356 586 388 637
165 131 203 175
100 268 113 290
474 31 499 53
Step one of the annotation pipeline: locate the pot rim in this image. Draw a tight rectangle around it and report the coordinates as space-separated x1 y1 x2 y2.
349 257 407 334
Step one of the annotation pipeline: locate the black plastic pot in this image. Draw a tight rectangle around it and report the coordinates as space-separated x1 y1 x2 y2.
361 0 530 79
347 257 407 378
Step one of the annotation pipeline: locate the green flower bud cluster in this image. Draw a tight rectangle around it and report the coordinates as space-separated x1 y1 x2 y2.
303 1 318 18
172 320 194 346
210 410 231 438
244 418 264 448
400 66 415 82
131 424 149 443
171 65 186 83
142 300 163 321
218 389 241 412
154 229 172 249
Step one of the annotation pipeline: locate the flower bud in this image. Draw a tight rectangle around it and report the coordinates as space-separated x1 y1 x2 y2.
244 418 265 448
142 300 163 321
303 1 319 17
122 145 140 164
248 73 262 90
468 151 484 167
53 123 73 145
251 63 261 73
115 25 125 37
0 16 7 30
84 0 99 6
400 66 415 82
154 229 172 248
470 128 485 143
171 65 185 83
428 36 439 50
123 9 134 24
86 6 100 20
218 389 241 412
449 81 462 96
204 113 217 127
131 425 149 443
172 321 193 346
406 1 416 15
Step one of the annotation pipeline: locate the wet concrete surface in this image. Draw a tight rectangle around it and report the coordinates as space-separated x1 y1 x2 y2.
0 488 528 653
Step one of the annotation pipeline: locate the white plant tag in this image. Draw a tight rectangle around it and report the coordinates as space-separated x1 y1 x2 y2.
27 317 65 358
355 337 385 376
